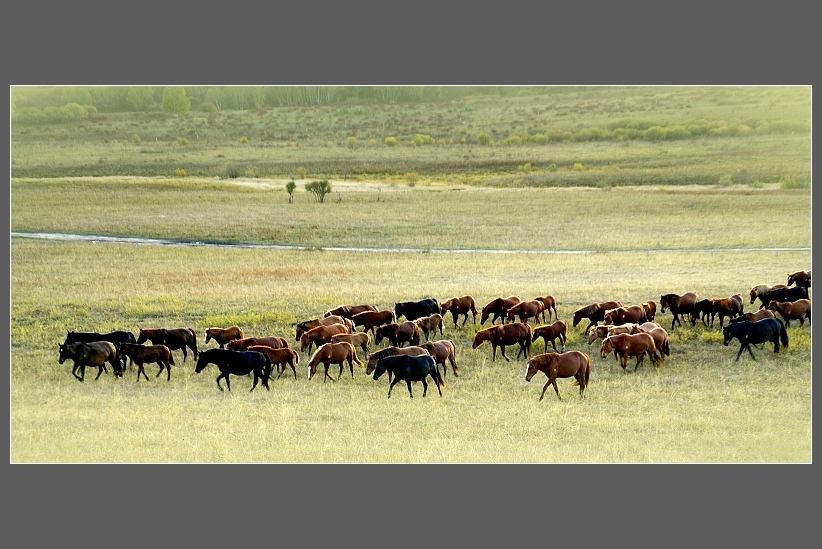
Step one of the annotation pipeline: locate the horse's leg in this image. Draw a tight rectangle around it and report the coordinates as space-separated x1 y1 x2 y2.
421 377 428 397
387 377 400 398
406 379 414 398
499 345 510 362
539 379 552 401
552 378 562 400
181 347 187 363
155 363 164 379
449 354 459 376
216 373 225 391
250 371 259 392
550 338 558 352
94 365 104 380
71 363 83 382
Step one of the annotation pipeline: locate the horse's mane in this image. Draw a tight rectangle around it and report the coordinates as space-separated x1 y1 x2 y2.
368 347 403 362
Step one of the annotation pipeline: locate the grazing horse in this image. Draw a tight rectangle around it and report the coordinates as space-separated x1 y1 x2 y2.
371 354 443 399
600 332 661 372
440 295 479 328
787 270 811 289
642 301 657 322
659 292 699 330
692 299 716 327
117 342 174 381
420 339 459 377
472 322 532 361
525 351 590 401
586 324 636 346
480 296 521 325
299 324 349 354
63 330 136 367
228 336 289 352
603 305 646 326
295 315 350 341
351 309 396 336
194 348 271 392
768 299 811 328
414 313 444 341
394 298 440 322
205 326 244 348
307 342 363 382
749 284 788 308
374 321 421 348
729 309 775 325
58 341 123 382
365 346 430 380
331 331 372 357
247 345 300 380
534 295 558 323
323 304 378 319
532 320 567 352
763 286 809 309
722 318 788 361
506 299 545 325
137 327 199 362
572 300 623 334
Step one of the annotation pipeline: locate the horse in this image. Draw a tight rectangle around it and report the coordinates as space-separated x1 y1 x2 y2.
471 322 531 361
600 332 662 372
440 295 479 328
572 300 623 334
414 313 444 341
787 270 811 289
228 336 290 352
295 315 350 341
692 299 716 327
371 354 443 399
331 331 371 357
634 321 662 332
117 342 174 382
711 294 744 328
768 299 811 328
420 339 459 377
532 320 567 352
763 286 809 309
323 304 377 319
307 342 363 382
480 295 521 325
524 351 590 401
365 346 430 380
722 318 788 361
585 323 636 345
642 301 657 322
506 299 545 325
58 341 123 382
374 321 421 348
63 330 136 367
659 292 699 330
729 309 775 325
194 348 272 392
351 309 396 336
394 298 440 322
137 327 199 362
603 305 646 326
534 295 558 323
247 345 300 380
204 326 244 348
299 323 349 354
630 325 671 358
749 284 787 308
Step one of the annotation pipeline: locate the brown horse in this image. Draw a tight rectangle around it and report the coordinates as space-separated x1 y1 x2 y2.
572 300 623 334
630 325 671 358
749 284 787 309
228 336 290 352
708 294 744 328
642 301 657 322
247 345 300 379
634 321 662 332
204 326 244 348
118 342 174 382
58 341 123 382
374 321 421 348
585 323 636 345
532 320 567 352
600 332 661 372
506 299 545 325
300 324 350 354
420 339 459 377
787 270 811 288
659 292 699 330
365 346 430 379
524 351 590 401
768 299 811 327
137 327 199 362
472 322 531 361
603 305 646 326
414 313 444 341
351 309 396 336
324 304 378 319
729 309 776 324
295 315 350 341
480 295 521 325
440 295 479 328
534 295 558 323
307 342 363 382
331 331 371 357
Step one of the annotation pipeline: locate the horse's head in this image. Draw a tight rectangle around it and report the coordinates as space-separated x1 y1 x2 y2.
371 358 388 381
194 353 209 373
572 308 584 327
524 358 541 382
600 338 613 359
722 325 734 346
136 329 149 344
58 343 68 364
472 329 492 349
659 295 671 312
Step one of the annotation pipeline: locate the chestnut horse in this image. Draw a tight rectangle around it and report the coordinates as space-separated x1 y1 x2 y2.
472 322 531 361
768 299 811 328
299 324 349 354
205 326 244 348
440 295 479 328
374 321 421 348
603 305 646 326
709 294 744 328
414 313 444 342
787 270 811 288
630 325 671 358
420 339 459 377
642 301 657 322
331 331 371 356
659 292 699 330
586 323 636 345
525 351 590 401
307 342 363 382
351 309 396 336
480 296 521 325
295 315 350 341
729 309 775 325
532 320 567 352
572 300 623 334
534 295 558 323
600 332 661 372
118 342 174 382
506 299 545 325
228 336 289 352
323 304 378 320
137 327 199 362
247 345 300 380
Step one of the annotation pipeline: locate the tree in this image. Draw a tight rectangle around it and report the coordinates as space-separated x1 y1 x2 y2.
285 181 296 203
162 86 190 116
305 180 332 203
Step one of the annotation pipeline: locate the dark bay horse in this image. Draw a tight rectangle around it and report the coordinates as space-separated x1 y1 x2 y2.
472 322 531 361
58 341 123 382
787 270 811 288
419 339 458 377
374 321 421 348
524 351 590 401
323 304 378 319
118 343 174 381
63 330 136 367
572 300 622 334
371 354 443 398
534 295 558 323
480 295 521 325
247 345 300 380
296 315 350 341
365 346 430 381
194 348 272 392
205 326 244 348
532 320 567 352
603 305 646 326
137 327 199 362
722 318 788 361
440 295 479 328
351 309 396 335
762 286 809 309
659 292 699 330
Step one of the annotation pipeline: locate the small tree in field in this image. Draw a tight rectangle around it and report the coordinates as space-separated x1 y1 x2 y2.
162 86 190 116
305 180 332 203
285 181 296 203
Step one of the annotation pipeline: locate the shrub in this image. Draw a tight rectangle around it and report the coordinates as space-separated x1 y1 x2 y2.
518 163 532 172
717 174 734 186
572 163 584 171
752 180 765 189
239 136 248 144
384 136 398 147
779 174 810 189
534 133 549 144
43 106 74 123
221 164 239 179
305 180 332 203
477 133 493 145
244 166 259 178
177 137 189 146
175 168 186 178
368 139 376 147
285 181 296 203
198 101 218 113
81 104 97 114
131 134 141 145
296 167 307 179
14 107 48 125
347 136 357 148
548 163 557 172
404 172 420 186
503 134 522 145
64 103 88 120
411 134 433 146
644 126 667 141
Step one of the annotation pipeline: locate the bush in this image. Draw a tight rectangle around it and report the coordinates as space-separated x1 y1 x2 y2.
518 163 532 172
347 136 357 148
477 133 493 145
503 134 522 145
81 105 97 114
239 136 248 144
305 180 332 202
175 168 186 178
177 137 189 146
548 163 557 172
404 172 420 186
14 107 47 125
368 139 376 147
779 174 810 189
411 134 433 146
296 167 307 179
131 134 141 144
244 166 259 178
644 126 667 141
198 101 218 113
285 181 296 203
534 133 549 144
752 180 765 189
221 164 239 179
717 174 734 186
43 106 74 123
572 163 584 171
64 103 88 120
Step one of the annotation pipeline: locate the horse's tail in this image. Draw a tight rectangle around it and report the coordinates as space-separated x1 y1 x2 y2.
779 320 789 349
434 362 446 388
292 349 300 364
168 351 175 365
351 347 363 366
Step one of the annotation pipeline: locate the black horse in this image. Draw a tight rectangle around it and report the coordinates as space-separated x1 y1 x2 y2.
394 298 440 322
63 330 137 368
194 348 272 392
761 286 808 309
722 318 788 361
371 354 443 398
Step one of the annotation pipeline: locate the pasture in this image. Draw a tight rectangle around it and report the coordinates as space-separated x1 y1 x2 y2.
10 201 811 462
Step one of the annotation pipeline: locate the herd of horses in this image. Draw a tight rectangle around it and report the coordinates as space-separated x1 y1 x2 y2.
56 270 810 400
